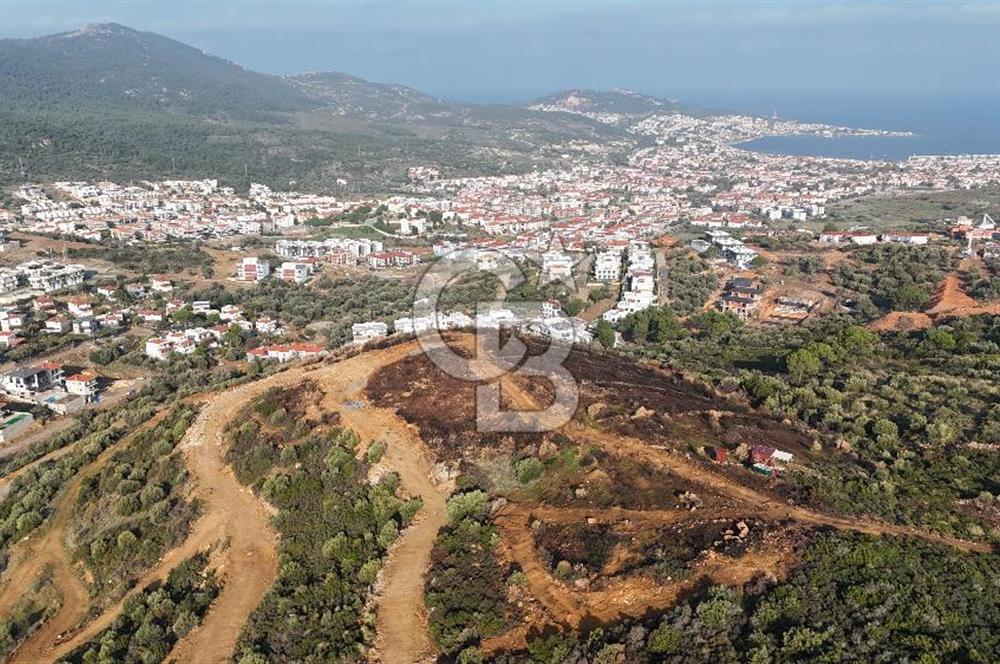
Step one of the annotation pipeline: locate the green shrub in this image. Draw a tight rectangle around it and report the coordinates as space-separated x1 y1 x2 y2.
515 457 544 484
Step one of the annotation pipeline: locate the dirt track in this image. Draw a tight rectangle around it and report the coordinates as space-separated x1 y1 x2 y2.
490 506 792 637
2 411 170 664
4 341 451 664
568 426 990 553
39 381 284 662
476 370 991 651
869 272 1000 331
311 344 453 664
495 363 990 550
4 333 991 662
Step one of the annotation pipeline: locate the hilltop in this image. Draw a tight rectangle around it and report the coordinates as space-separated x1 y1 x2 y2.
0 23 625 191
0 23 313 119
530 88 694 117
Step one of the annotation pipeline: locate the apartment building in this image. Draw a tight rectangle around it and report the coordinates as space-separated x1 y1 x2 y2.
236 256 271 282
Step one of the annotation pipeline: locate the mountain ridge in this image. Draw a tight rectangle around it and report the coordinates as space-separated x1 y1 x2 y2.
0 22 684 189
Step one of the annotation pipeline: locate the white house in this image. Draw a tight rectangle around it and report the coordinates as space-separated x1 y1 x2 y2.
236 256 271 282
352 321 389 345
65 371 100 402
278 262 310 284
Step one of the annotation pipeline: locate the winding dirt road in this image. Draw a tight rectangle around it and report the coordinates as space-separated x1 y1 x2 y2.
498 371 990 554
7 332 987 664
2 411 169 664
310 344 453 664
13 341 450 664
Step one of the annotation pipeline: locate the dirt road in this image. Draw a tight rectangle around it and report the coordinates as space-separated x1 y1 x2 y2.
310 344 453 664
2 412 170 664
44 383 282 662
570 426 991 553
172 341 452 664
496 367 989 554
1 331 991 663
491 507 791 640
0 443 76 502
870 273 1000 331
25 341 449 664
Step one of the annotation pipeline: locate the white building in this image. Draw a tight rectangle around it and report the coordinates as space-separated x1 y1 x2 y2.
19 261 86 293
541 251 574 282
352 321 389 345
65 371 100 402
236 256 271 282
278 262 310 284
592 251 622 282
394 316 434 335
0 269 19 294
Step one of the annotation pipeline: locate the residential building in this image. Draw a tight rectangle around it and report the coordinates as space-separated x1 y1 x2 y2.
717 278 764 320
592 251 622 282
367 251 421 269
1 363 65 398
352 321 389 344
150 276 175 292
236 256 271 282
65 371 100 402
246 343 325 363
278 261 310 284
0 269 19 294
394 316 434 335
541 251 573 282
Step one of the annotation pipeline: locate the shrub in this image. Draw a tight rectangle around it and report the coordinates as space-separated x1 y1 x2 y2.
445 490 489 524
515 456 544 484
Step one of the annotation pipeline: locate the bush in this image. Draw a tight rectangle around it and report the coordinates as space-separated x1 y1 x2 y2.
647 622 682 654
366 440 387 464
445 490 490 524
515 456 544 484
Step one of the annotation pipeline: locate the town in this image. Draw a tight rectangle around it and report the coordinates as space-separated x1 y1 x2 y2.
1 104 999 455
1 8 998 664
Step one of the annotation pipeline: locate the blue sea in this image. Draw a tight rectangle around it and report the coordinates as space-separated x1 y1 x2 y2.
692 95 1000 161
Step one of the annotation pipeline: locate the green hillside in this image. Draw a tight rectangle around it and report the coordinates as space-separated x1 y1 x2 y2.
0 23 625 191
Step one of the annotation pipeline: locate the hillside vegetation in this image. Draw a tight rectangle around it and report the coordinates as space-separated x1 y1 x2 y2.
0 23 623 190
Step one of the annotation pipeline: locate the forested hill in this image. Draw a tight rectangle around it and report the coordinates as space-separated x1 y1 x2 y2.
0 23 314 119
528 88 713 119
0 23 623 191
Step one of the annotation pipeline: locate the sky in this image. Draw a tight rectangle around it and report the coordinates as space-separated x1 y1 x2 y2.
2 1 999 107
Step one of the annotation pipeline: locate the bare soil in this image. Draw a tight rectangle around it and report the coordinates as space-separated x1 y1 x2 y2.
365 333 990 653
3 332 990 663
1 410 170 664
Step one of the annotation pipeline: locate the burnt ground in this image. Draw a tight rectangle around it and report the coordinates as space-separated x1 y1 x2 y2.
366 335 820 467
365 341 546 462
362 335 836 649
533 517 806 588
360 334 991 654
479 444 739 512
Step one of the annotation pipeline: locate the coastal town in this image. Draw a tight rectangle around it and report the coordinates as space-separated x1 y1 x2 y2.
1 8 999 664
0 107 999 453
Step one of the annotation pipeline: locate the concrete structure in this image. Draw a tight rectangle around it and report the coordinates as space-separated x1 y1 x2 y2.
351 321 389 344
236 256 271 282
